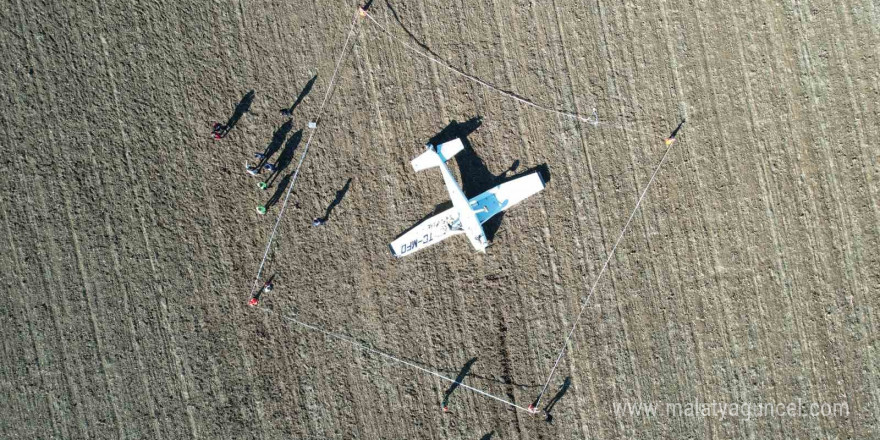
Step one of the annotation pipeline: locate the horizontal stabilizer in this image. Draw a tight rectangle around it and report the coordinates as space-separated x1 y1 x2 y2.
436 138 464 160
411 138 465 172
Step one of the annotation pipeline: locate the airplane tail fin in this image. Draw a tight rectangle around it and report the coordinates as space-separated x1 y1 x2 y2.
411 138 465 172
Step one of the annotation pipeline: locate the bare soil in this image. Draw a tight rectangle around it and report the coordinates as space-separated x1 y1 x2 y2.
2 0 878 439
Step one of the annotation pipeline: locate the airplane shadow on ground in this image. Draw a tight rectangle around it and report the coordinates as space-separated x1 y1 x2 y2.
457 151 550 242
396 117 550 243
440 117 550 241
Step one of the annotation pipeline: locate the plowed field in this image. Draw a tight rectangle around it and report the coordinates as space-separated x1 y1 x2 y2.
2 0 877 438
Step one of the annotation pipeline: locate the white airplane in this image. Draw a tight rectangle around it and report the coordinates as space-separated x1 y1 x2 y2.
390 138 545 258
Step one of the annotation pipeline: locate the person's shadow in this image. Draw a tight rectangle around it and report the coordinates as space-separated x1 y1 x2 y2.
426 116 482 148
281 75 318 116
225 90 255 132
316 178 352 223
258 120 295 168
265 174 292 209
542 376 571 423
266 130 303 188
442 357 477 409
479 432 494 440
667 119 686 140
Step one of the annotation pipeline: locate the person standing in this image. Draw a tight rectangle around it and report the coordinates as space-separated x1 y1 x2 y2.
211 122 228 140
249 281 273 306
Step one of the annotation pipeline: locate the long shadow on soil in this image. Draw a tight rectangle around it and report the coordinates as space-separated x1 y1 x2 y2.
266 174 292 209
542 376 571 423
316 178 353 223
281 75 318 115
442 357 476 408
667 119 686 140
356 335 541 388
253 273 276 302
266 129 303 187
225 90 255 132
258 120 295 169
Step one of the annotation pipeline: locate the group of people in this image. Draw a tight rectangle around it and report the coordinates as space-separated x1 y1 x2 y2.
246 153 276 176
211 122 229 140
212 101 330 307
210 107 317 218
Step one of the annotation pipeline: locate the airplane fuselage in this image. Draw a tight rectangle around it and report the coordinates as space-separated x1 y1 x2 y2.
436 157 488 252
390 138 544 258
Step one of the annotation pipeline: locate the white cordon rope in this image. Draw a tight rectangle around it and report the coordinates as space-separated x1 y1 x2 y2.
362 7 685 407
249 8 362 298
255 304 533 412
532 137 678 407
246 5 532 414
246 3 684 415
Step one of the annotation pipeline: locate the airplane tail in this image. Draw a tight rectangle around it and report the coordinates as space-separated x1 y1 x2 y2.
411 138 465 172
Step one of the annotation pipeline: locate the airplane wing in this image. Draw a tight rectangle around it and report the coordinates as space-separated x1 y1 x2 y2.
390 207 463 258
469 172 545 224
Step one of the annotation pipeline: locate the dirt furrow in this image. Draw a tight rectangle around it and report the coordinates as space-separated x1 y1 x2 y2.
2 205 63 439
3 0 878 438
